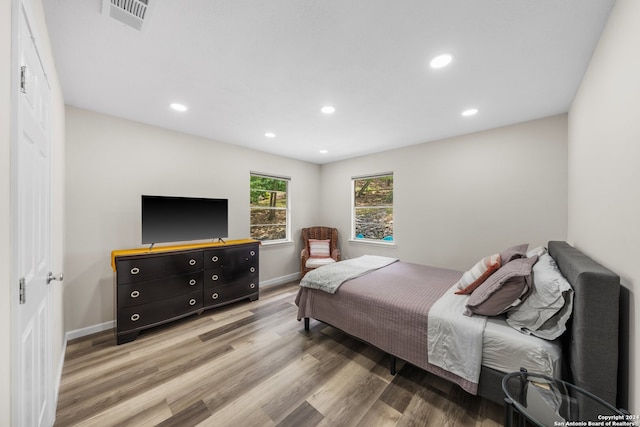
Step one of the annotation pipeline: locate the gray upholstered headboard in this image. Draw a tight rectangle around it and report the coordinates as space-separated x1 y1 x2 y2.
548 241 620 406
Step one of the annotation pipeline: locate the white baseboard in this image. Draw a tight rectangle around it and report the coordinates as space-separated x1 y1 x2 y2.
260 272 301 287
63 274 300 342
66 320 115 341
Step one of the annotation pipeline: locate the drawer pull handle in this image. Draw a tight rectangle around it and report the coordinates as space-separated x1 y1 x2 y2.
211 255 219 262
212 274 219 281
130 267 140 275
189 298 197 306
189 259 197 266
250 283 256 289
250 267 256 273
130 290 140 298
250 251 255 256
212 293 219 300
131 313 140 321
189 279 197 286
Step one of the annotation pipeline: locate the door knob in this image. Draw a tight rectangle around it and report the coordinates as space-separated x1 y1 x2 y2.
46 272 64 285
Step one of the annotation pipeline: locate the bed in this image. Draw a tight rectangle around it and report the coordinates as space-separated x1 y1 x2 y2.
295 241 620 407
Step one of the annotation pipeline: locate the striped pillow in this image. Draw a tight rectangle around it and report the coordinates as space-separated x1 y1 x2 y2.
455 253 501 295
309 239 331 258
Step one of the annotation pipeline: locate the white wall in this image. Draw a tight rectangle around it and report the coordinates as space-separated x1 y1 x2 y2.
65 110 569 336
568 0 639 412
1 0 13 422
320 115 568 271
64 107 321 332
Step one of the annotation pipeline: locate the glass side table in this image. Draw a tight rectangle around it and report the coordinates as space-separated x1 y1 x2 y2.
502 369 630 427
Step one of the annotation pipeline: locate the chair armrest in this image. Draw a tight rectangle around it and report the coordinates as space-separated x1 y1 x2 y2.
301 248 309 274
332 249 341 262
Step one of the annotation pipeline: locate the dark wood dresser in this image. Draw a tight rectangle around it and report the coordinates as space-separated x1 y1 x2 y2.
111 239 259 344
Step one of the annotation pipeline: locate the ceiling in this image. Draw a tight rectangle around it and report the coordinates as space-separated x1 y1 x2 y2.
42 0 615 164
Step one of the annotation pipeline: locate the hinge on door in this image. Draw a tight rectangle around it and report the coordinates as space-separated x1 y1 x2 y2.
20 66 27 94
19 278 26 304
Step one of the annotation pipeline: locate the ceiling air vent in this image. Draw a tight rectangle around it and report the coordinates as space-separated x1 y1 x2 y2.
102 0 152 31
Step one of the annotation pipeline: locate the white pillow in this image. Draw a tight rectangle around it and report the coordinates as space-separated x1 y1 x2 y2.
308 239 331 258
506 253 573 340
526 246 547 258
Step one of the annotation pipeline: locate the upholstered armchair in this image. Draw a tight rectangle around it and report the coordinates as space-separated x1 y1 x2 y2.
300 226 341 276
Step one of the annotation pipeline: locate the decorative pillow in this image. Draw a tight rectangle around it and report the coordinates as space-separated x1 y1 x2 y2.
506 253 574 340
454 253 501 295
464 256 537 317
500 243 529 264
308 239 331 258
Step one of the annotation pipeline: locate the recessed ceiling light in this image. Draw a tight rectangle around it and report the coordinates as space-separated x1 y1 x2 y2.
264 132 276 138
319 149 328 154
462 108 478 117
430 54 453 69
170 103 188 112
321 106 335 115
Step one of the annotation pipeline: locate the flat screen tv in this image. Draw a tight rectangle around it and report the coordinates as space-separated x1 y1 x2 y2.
141 195 228 245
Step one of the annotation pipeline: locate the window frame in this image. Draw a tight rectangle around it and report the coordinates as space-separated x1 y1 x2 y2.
351 172 394 245
249 172 291 244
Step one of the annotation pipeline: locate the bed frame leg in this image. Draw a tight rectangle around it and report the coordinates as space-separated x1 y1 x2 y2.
504 397 514 427
390 355 396 375
304 317 310 331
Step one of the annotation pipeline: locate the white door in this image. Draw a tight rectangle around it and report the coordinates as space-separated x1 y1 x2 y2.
13 1 55 426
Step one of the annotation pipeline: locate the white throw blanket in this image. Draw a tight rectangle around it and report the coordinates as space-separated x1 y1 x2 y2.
427 284 487 384
300 255 398 294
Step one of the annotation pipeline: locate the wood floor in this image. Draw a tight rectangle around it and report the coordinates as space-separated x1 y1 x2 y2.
55 282 504 427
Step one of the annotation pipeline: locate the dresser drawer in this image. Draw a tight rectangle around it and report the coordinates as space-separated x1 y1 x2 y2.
117 290 202 331
117 273 202 308
116 251 203 284
203 281 258 308
204 265 257 287
204 245 258 270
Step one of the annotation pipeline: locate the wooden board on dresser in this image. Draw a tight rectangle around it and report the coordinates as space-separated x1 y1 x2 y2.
112 239 260 344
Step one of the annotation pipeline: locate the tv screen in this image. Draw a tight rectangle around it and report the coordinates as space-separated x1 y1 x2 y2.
141 195 228 244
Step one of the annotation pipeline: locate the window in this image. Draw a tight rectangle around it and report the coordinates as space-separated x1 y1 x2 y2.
250 173 290 242
352 173 394 242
